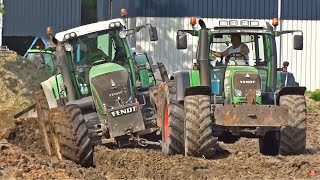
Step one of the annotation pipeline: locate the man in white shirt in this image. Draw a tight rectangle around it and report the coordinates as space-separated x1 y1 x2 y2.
211 34 250 63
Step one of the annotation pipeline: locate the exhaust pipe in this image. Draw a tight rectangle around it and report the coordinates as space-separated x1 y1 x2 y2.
56 42 76 101
198 19 210 87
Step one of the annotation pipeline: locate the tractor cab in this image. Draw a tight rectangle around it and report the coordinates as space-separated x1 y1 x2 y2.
55 18 158 101
26 48 56 76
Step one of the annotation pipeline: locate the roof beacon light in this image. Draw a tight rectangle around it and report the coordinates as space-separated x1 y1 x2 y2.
121 9 127 18
229 20 238 26
272 18 279 27
190 17 197 26
46 26 53 35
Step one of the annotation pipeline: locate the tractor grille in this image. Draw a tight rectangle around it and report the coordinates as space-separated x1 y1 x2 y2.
233 72 261 96
91 70 131 108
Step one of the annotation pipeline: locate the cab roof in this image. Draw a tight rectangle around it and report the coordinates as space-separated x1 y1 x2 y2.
55 18 125 42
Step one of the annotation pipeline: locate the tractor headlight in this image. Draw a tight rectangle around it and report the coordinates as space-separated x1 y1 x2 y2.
109 22 115 28
145 63 150 70
64 34 70 40
234 89 242 97
70 32 76 38
256 89 262 97
115 21 121 27
64 43 73 51
119 31 127 38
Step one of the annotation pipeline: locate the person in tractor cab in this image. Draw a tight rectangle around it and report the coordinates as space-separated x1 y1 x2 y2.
211 34 250 64
81 39 111 65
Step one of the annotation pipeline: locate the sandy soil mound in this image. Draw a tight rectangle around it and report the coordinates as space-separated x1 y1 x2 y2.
0 51 49 111
0 51 49 139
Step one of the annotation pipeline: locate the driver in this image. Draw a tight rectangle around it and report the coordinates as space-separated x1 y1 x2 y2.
82 40 111 64
211 34 249 63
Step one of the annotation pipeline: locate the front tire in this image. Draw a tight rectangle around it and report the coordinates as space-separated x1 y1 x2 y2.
259 95 306 156
279 95 307 155
184 95 217 158
50 105 94 167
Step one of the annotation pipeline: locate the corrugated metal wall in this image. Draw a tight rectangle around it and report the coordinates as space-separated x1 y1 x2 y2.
99 0 278 20
280 20 320 90
281 0 320 20
127 17 319 91
97 0 320 91
2 0 81 36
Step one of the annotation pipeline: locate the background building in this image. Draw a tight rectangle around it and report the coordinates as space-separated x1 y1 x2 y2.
98 0 320 91
1 0 86 54
1 0 319 90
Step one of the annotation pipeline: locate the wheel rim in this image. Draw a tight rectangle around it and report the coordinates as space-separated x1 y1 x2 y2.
164 104 169 142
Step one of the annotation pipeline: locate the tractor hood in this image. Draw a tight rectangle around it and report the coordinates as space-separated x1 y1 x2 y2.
89 63 132 112
225 66 262 104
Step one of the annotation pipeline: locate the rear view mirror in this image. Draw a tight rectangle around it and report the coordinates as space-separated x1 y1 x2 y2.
294 35 303 50
149 27 158 41
176 32 187 49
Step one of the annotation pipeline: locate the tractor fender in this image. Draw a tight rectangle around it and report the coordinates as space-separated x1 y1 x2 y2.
276 86 307 104
184 86 211 97
171 70 190 101
278 86 306 96
40 76 58 109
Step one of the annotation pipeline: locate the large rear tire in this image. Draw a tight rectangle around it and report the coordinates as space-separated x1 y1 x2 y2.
159 81 184 155
184 95 217 158
50 105 94 167
34 90 53 156
279 95 306 155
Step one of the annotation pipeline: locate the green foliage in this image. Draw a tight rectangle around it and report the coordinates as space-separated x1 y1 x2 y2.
310 89 320 102
0 3 4 14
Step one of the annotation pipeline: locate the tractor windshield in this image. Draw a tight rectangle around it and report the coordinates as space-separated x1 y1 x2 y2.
209 33 272 67
66 29 129 97
69 29 128 68
209 33 274 94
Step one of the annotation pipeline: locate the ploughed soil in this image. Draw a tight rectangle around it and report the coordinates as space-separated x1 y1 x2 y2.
1 51 320 179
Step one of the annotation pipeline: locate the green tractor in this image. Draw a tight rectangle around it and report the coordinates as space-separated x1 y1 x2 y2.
152 18 306 158
26 48 56 76
33 18 167 167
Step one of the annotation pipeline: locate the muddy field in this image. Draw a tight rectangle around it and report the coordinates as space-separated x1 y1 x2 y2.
0 51 320 179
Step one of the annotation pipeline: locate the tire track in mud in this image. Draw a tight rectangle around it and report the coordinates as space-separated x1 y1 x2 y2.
91 111 320 179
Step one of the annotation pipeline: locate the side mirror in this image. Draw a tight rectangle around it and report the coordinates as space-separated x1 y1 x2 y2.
176 32 187 49
149 27 158 41
294 35 303 50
